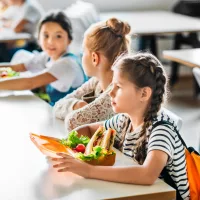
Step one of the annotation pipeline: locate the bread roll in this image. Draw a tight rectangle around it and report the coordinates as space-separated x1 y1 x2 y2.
84 126 104 155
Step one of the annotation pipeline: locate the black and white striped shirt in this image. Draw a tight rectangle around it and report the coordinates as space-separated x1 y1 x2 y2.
104 109 190 200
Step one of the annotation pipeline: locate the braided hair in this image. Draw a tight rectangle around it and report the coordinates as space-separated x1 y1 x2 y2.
113 52 168 164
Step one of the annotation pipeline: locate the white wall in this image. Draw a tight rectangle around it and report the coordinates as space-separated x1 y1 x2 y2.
39 0 178 12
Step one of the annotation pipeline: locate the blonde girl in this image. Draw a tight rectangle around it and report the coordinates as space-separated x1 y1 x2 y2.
53 18 131 132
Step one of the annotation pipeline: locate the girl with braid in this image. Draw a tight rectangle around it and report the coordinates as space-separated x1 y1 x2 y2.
51 52 190 200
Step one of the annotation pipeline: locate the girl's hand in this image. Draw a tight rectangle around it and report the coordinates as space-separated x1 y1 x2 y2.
52 153 92 178
46 156 54 164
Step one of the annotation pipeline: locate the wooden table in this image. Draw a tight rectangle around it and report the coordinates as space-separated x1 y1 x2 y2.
0 95 176 200
163 48 200 68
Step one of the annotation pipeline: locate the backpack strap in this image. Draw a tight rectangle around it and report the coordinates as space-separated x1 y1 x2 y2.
62 52 77 59
152 120 184 200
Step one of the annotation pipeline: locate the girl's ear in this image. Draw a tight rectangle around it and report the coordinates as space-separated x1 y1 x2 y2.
91 52 99 67
140 87 152 102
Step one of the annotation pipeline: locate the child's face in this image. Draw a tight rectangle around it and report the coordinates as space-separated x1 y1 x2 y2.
109 70 143 114
39 22 71 61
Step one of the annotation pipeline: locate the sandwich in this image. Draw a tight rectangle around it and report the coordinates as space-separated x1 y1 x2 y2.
30 126 116 166
75 126 116 166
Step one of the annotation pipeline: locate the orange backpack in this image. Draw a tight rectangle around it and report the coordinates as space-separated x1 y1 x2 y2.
153 121 200 200
185 147 200 200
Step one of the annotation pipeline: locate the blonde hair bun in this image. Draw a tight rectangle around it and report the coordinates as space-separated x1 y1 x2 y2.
106 18 131 37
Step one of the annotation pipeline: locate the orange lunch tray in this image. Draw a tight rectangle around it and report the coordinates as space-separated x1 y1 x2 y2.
30 133 75 158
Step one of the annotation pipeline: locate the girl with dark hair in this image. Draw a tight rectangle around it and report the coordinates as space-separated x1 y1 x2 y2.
0 10 85 105
52 52 190 200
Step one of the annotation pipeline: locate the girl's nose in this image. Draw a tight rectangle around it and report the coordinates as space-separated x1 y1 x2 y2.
109 85 114 97
47 37 54 44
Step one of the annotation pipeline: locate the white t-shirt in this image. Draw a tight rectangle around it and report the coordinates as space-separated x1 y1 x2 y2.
24 51 85 92
104 109 190 200
2 0 44 34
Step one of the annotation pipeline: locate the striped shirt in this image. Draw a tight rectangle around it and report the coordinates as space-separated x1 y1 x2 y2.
104 109 190 200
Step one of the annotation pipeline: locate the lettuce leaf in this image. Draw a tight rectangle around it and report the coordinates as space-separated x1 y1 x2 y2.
7 71 19 77
75 153 95 161
76 146 104 161
7 68 19 77
92 146 103 159
60 130 90 148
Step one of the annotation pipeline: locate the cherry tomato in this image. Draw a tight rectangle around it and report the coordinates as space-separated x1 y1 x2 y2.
75 144 85 153
1 71 8 77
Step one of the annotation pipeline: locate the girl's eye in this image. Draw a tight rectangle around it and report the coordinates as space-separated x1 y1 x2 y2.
44 34 48 39
56 35 62 39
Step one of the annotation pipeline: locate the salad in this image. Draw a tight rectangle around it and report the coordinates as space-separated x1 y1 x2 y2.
0 67 20 78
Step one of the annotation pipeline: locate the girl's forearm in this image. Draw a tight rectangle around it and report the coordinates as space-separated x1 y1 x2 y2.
0 77 32 90
14 19 28 33
89 165 154 185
